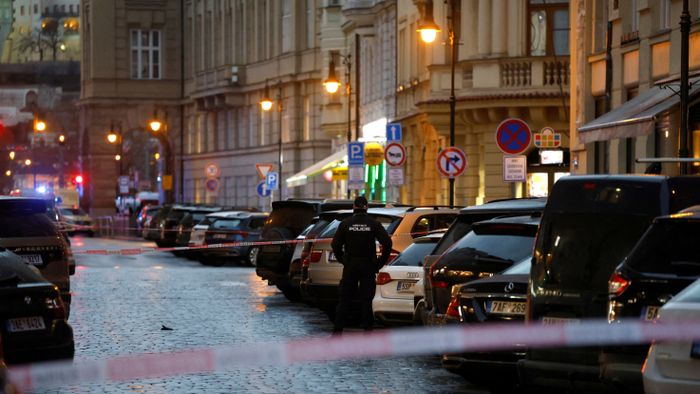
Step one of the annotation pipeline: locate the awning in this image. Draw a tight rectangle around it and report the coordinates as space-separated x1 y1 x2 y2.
578 77 700 144
286 149 347 188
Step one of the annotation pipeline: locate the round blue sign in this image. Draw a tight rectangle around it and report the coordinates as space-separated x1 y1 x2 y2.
496 118 532 155
257 181 271 197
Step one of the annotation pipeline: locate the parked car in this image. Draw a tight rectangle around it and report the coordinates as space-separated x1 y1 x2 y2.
302 207 458 320
643 278 700 394
602 205 700 391
156 205 201 247
441 257 531 391
173 207 225 254
0 197 72 315
143 204 172 240
200 212 268 266
423 215 540 326
0 249 74 364
136 204 161 232
520 175 700 392
58 206 94 237
287 221 319 300
372 232 444 325
416 198 546 324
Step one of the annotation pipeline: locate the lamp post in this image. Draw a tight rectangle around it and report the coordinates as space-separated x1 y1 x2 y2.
325 52 354 198
260 81 284 200
149 109 174 203
679 0 690 174
418 0 458 208
107 122 124 176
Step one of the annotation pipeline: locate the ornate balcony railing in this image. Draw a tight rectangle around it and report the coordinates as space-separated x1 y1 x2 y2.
500 57 569 88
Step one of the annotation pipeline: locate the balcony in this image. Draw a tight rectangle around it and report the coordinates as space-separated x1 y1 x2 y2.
499 57 569 88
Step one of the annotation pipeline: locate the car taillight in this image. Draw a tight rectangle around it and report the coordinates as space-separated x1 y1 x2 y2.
45 295 66 319
307 250 322 264
376 272 392 285
446 296 460 318
608 272 630 296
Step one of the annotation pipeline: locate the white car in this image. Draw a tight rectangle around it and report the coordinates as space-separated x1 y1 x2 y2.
372 233 444 325
643 279 700 394
59 206 94 236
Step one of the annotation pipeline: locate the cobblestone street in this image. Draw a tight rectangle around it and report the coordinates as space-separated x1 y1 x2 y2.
37 236 486 393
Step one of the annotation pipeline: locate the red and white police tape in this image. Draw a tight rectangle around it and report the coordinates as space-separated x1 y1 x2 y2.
8 319 700 391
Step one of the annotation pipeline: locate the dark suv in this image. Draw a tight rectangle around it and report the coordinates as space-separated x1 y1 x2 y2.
602 205 700 390
520 175 700 392
418 198 546 325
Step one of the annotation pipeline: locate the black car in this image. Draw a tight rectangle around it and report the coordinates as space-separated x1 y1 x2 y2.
423 215 540 325
0 250 74 364
520 175 700 392
173 207 225 254
601 205 700 391
256 199 378 300
442 258 530 390
143 204 172 241
157 205 215 248
200 212 268 266
417 198 546 324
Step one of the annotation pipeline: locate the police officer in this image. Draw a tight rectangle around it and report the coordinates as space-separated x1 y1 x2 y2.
331 196 392 333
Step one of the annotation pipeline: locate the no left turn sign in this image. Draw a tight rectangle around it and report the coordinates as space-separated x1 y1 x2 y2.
384 142 406 167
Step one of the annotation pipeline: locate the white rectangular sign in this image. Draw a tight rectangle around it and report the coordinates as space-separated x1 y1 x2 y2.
388 168 404 186
348 166 365 190
503 156 527 182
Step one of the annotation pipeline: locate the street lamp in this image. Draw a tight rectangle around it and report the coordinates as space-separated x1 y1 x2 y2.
34 118 46 132
149 109 174 203
106 122 123 175
24 159 31 166
419 0 458 208
260 81 284 200
9 151 14 160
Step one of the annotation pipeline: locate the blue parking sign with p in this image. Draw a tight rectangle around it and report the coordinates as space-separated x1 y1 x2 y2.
348 142 365 166
266 172 279 190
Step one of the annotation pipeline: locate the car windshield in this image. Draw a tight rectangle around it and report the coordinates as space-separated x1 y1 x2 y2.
441 226 536 267
625 220 700 278
0 213 58 237
211 219 244 230
263 206 317 237
532 181 661 293
60 207 86 215
502 257 532 275
389 241 436 267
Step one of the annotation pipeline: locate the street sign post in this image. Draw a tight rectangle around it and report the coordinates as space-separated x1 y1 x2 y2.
503 156 527 182
205 178 220 193
495 118 532 155
384 142 406 167
205 163 221 178
388 168 404 186
386 123 402 141
256 181 271 197
255 163 274 180
266 172 279 190
436 147 467 178
118 176 129 195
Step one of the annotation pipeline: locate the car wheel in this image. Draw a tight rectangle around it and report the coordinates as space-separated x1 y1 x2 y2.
246 247 259 267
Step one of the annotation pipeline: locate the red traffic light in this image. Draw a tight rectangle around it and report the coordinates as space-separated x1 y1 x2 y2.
74 175 84 184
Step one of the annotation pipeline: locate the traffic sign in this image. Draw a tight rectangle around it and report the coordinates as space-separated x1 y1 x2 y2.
266 172 279 190
386 123 402 141
436 147 467 178
534 127 562 148
205 163 221 178
388 167 404 186
348 166 365 190
503 156 527 182
256 181 271 197
205 178 220 193
496 118 532 155
384 142 406 167
348 142 365 166
255 163 274 179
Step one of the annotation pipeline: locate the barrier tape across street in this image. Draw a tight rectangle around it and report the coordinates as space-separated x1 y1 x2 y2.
8 319 700 391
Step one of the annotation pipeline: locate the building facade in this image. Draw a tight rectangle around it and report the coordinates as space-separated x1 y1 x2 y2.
571 0 700 175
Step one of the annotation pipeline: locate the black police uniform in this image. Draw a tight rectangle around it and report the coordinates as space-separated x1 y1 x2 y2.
331 208 392 332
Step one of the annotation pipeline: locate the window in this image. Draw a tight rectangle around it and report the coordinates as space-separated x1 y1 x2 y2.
33 4 38 14
595 141 609 174
631 0 639 32
306 0 315 49
303 96 311 141
660 0 670 29
529 0 569 56
20 6 24 16
625 138 635 173
131 29 161 79
282 0 292 53
281 102 290 143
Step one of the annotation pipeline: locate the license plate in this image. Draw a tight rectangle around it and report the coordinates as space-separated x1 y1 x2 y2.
214 234 227 239
542 317 580 325
19 254 43 266
6 316 46 332
396 281 415 292
691 342 700 359
263 245 280 253
488 300 527 316
642 306 660 321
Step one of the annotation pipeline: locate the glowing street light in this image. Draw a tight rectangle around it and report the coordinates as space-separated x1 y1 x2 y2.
24 159 31 166
259 84 273 111
323 59 341 94
154 152 160 160
5 170 11 176
416 0 440 44
107 131 118 144
9 151 14 160
115 154 121 161
34 119 46 132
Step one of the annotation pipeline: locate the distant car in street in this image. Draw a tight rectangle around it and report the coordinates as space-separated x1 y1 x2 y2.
603 205 700 390
59 206 94 237
200 211 268 266
0 197 73 315
423 215 540 326
372 232 444 325
173 207 225 255
143 205 172 241
0 249 74 364
643 278 700 394
441 257 530 391
136 204 161 232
